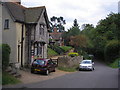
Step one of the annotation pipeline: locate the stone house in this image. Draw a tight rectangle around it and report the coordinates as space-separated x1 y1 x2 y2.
49 27 64 46
1 1 50 67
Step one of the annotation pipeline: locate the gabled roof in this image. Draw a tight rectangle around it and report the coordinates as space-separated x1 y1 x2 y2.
4 2 25 23
49 33 62 40
3 2 50 28
25 6 44 23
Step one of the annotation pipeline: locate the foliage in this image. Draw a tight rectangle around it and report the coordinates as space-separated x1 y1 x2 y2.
62 26 80 46
69 35 88 49
60 46 72 52
49 45 64 54
108 58 120 68
81 13 120 61
104 40 120 63
68 52 79 57
2 72 21 85
2 44 11 70
47 48 58 57
50 16 66 32
73 19 79 27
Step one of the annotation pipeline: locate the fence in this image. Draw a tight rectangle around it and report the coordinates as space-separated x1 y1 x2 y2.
52 59 58 67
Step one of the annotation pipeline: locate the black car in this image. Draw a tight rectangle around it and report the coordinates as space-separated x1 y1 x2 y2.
31 58 56 75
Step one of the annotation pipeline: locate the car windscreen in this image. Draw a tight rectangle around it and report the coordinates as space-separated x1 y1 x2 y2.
81 60 92 64
33 60 46 65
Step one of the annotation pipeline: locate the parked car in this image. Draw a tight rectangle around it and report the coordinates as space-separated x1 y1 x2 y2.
31 58 56 75
79 60 95 71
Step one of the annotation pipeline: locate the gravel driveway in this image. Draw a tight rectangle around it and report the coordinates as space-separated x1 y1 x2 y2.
19 69 73 84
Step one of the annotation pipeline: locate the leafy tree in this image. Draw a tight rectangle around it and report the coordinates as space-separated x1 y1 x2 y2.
73 19 79 27
50 16 66 32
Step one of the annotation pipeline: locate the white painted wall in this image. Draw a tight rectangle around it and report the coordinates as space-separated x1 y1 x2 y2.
2 4 17 63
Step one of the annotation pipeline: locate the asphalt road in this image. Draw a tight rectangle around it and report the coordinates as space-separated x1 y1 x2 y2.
4 60 119 88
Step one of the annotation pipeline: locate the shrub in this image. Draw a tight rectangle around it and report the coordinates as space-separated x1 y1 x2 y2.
1 44 11 70
108 58 120 68
49 45 64 54
60 46 72 52
68 52 79 57
104 40 120 63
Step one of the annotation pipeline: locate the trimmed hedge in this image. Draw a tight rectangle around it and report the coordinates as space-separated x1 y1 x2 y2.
1 44 11 70
49 45 64 54
104 40 120 63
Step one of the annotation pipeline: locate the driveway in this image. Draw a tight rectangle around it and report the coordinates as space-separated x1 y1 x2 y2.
19 69 73 84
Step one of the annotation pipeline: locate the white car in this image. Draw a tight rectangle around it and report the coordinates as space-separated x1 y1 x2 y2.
79 60 95 71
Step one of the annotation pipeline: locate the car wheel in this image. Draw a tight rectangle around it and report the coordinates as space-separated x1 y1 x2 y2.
46 70 49 75
79 68 81 71
53 68 56 72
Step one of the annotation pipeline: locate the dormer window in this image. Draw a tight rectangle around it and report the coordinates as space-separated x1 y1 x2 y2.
4 19 9 29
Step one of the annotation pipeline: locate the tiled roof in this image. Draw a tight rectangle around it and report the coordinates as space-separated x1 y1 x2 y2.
4 2 25 22
4 2 49 25
25 7 44 23
49 33 62 40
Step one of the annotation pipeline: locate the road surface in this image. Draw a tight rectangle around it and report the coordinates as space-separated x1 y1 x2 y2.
3 60 119 88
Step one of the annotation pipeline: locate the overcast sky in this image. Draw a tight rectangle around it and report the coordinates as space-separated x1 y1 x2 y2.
21 0 119 30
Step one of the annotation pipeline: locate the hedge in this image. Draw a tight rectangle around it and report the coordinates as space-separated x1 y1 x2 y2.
1 44 11 70
104 40 120 63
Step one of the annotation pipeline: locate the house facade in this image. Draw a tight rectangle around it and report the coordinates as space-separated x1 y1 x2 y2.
49 27 64 46
1 2 50 67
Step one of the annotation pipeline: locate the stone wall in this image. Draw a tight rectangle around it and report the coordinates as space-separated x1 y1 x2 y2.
58 56 83 68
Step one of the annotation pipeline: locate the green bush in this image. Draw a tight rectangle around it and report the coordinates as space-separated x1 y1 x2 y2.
108 58 120 68
104 40 120 63
49 45 64 54
2 44 11 70
60 46 72 52
68 52 79 57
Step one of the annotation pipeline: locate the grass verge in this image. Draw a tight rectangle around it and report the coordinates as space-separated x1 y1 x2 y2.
2 72 21 85
108 58 120 68
60 46 72 52
47 48 58 57
57 66 78 72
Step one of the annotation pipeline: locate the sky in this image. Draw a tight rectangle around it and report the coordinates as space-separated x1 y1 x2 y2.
21 0 119 30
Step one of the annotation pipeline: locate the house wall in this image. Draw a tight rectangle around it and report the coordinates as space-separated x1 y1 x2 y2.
2 4 17 63
0 3 2 44
35 11 49 58
15 23 26 66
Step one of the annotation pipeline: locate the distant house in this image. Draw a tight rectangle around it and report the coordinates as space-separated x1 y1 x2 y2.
1 1 50 67
49 27 64 46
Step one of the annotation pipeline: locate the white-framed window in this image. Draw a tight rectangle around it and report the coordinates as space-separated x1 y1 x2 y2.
4 19 9 29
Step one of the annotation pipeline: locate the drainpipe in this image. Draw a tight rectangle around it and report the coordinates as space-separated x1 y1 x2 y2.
21 24 24 67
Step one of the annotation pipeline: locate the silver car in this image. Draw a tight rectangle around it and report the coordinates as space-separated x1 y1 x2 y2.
79 60 95 71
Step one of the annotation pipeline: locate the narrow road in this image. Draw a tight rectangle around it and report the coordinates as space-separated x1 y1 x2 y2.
3 60 118 88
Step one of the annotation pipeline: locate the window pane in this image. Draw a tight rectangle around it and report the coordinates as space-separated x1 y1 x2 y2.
4 19 9 29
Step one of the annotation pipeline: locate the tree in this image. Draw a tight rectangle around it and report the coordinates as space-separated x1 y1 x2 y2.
73 19 79 27
50 16 66 32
